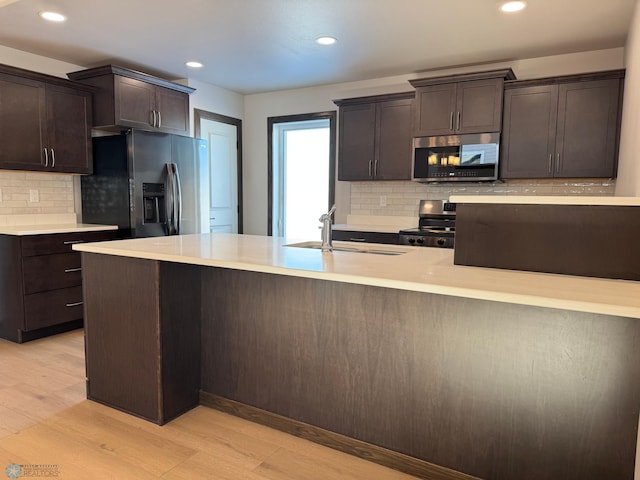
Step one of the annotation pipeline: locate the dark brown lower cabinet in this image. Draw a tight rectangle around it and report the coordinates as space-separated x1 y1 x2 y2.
82 254 201 425
81 253 640 480
332 229 400 244
0 230 119 343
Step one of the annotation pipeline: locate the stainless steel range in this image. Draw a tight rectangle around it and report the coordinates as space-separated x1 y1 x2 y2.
399 200 456 248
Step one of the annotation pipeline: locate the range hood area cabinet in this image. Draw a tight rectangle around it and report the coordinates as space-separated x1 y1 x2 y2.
334 92 414 181
409 69 515 137
500 70 624 179
68 65 194 136
0 64 93 174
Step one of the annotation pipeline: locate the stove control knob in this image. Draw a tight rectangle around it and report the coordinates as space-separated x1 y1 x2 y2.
417 238 424 245
408 238 416 244
437 238 445 246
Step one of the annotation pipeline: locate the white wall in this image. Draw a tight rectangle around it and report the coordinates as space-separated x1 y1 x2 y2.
243 48 625 235
615 0 640 196
183 78 244 134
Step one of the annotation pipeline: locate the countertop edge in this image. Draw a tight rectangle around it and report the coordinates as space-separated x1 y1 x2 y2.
74 236 640 319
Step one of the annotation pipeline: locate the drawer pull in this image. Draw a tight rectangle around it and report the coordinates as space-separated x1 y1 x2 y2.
63 240 85 245
65 301 83 308
349 238 367 242
64 268 82 273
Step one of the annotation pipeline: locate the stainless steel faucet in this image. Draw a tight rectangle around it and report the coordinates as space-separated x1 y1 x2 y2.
319 205 336 252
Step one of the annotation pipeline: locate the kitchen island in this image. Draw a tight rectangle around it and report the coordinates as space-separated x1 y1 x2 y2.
75 233 640 480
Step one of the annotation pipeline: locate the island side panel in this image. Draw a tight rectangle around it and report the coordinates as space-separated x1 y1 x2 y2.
82 253 201 424
200 268 640 480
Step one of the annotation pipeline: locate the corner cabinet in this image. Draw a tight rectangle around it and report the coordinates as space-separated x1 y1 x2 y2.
0 64 93 174
68 65 194 135
334 92 414 181
0 230 120 343
409 69 515 137
500 70 624 179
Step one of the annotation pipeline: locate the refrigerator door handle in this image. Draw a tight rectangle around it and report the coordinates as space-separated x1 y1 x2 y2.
165 163 176 235
173 163 182 235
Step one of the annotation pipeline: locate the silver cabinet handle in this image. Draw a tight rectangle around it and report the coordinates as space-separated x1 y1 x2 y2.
449 112 454 131
374 159 378 177
51 148 55 168
63 240 85 245
456 111 461 131
43 148 48 167
65 301 83 307
349 238 367 242
556 153 561 173
157 110 161 128
548 154 553 174
64 267 82 273
151 110 157 127
368 159 372 177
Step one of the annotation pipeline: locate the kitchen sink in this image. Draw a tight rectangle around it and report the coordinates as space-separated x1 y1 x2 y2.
284 241 407 256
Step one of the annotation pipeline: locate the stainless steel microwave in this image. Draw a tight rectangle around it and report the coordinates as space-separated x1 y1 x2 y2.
412 133 500 182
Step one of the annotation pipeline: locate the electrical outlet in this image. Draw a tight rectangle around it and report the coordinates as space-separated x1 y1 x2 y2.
29 189 39 203
379 195 387 207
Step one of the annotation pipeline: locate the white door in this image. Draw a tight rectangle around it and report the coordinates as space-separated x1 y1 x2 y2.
200 119 239 233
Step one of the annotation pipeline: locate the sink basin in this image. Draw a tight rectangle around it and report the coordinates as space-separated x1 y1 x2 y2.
284 241 407 256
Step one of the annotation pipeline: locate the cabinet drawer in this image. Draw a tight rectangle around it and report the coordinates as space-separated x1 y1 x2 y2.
24 286 84 331
22 252 81 294
21 230 118 256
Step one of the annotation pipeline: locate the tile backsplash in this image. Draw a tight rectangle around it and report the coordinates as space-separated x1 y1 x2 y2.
350 178 616 217
0 171 75 216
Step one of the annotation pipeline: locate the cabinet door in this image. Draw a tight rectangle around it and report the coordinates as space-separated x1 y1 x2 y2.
414 83 456 136
555 80 620 178
155 86 189 135
338 103 376 180
115 76 155 129
376 98 413 180
500 85 558 179
456 78 504 134
0 73 46 170
46 84 92 174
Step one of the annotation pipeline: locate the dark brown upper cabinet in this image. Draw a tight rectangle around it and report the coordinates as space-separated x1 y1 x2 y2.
68 65 194 135
0 64 93 174
334 92 414 181
409 69 515 137
500 70 624 179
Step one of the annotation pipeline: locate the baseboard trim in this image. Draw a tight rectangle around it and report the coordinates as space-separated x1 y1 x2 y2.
200 392 480 480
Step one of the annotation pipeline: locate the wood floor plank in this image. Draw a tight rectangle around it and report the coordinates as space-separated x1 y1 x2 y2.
0 329 422 480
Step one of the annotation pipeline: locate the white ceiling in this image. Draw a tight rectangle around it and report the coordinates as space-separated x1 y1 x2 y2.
0 0 636 94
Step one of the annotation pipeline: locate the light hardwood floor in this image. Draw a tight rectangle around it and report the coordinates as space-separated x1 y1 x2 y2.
0 329 420 479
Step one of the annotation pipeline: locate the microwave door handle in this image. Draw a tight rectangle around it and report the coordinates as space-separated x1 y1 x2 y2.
173 163 182 235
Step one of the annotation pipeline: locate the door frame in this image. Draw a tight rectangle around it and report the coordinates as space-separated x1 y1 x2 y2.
267 111 337 236
194 108 244 233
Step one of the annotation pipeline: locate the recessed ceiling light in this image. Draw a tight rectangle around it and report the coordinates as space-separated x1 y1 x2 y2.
39 11 67 22
500 1 527 13
186 61 204 68
316 36 337 46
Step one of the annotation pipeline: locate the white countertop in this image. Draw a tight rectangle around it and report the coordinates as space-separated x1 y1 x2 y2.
74 233 640 319
0 223 118 236
450 195 640 206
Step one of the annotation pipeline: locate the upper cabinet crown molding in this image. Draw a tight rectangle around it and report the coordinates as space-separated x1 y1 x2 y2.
504 69 625 89
408 68 516 88
0 62 96 92
67 65 195 95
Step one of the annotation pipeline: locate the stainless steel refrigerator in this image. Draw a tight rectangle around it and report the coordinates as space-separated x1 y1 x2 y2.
81 130 209 238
